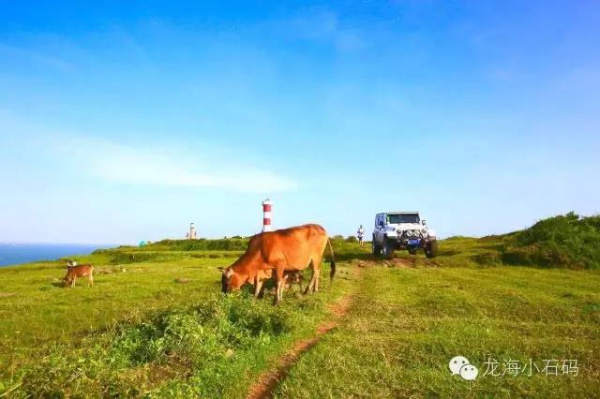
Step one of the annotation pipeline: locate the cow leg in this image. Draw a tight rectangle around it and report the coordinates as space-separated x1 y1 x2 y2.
304 267 315 295
254 278 264 298
304 257 319 294
89 274 94 287
304 255 323 294
312 255 323 293
258 283 267 299
313 268 322 293
71 276 76 288
278 279 285 303
274 267 285 305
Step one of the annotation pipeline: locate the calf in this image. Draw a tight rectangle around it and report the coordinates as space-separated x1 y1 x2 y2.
254 269 305 298
283 270 304 292
63 264 94 288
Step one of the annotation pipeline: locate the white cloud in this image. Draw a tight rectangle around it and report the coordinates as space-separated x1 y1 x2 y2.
52 135 299 193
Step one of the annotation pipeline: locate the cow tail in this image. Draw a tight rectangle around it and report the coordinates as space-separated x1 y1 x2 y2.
327 238 336 281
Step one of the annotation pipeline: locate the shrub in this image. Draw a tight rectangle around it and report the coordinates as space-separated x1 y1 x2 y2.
16 295 295 397
503 212 600 269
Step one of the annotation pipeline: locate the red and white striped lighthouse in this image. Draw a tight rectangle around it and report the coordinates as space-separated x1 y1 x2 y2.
262 199 273 232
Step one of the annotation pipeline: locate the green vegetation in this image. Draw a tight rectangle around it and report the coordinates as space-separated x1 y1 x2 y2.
277 265 600 398
429 213 600 270
0 213 598 397
504 212 600 269
0 251 351 397
11 294 345 398
101 237 252 252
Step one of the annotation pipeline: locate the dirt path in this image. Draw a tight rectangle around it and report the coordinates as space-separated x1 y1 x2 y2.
354 255 438 269
245 295 352 399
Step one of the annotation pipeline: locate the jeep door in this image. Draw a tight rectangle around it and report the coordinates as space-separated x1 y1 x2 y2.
374 213 384 243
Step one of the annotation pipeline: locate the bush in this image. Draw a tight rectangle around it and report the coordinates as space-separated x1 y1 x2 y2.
108 251 186 264
345 236 358 243
503 212 600 269
141 238 250 252
17 295 295 397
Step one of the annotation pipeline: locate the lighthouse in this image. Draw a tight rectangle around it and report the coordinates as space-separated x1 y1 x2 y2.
189 223 197 239
262 199 272 232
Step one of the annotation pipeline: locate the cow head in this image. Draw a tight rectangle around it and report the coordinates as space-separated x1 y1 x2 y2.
220 267 232 293
219 267 246 293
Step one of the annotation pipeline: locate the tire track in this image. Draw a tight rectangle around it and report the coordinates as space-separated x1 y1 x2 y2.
245 295 352 399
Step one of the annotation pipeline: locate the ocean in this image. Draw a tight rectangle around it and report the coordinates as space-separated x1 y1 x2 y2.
0 243 115 267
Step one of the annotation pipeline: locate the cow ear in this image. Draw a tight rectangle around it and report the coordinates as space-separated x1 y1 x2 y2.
216 267 225 271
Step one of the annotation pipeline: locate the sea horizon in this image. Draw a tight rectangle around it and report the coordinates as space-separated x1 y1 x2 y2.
0 242 119 267
0 241 121 246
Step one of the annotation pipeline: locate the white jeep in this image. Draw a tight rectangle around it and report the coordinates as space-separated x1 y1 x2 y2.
372 211 438 259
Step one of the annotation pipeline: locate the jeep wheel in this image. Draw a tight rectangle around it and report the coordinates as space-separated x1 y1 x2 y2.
372 238 382 257
425 240 438 258
383 240 395 259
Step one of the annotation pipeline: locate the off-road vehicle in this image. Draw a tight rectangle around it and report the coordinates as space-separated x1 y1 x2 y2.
372 211 438 259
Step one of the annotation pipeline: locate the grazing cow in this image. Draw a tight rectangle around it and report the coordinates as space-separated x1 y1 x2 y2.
63 264 94 288
220 224 336 304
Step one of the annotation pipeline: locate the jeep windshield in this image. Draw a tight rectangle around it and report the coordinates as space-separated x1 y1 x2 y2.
388 214 420 224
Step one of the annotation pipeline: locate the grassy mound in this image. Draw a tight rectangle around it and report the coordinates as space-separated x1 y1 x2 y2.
409 213 599 270
503 212 600 269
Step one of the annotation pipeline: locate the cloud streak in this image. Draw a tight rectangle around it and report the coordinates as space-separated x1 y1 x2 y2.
0 43 73 71
53 135 299 193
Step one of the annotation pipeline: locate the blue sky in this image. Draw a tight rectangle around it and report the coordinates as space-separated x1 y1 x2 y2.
0 0 599 244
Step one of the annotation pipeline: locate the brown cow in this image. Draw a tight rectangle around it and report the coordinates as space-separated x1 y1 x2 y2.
63 264 94 288
221 224 335 304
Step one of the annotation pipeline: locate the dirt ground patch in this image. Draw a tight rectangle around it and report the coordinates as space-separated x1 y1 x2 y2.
328 294 351 317
0 292 16 298
354 256 439 269
246 294 352 399
355 258 413 268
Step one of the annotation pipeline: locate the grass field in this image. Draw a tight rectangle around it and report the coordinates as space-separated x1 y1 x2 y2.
0 236 599 398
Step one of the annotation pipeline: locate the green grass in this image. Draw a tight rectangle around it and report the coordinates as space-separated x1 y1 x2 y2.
276 264 600 398
0 250 352 397
0 232 599 398
0 255 229 362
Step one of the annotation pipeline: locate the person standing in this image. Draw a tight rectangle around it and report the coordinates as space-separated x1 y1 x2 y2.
357 225 365 246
